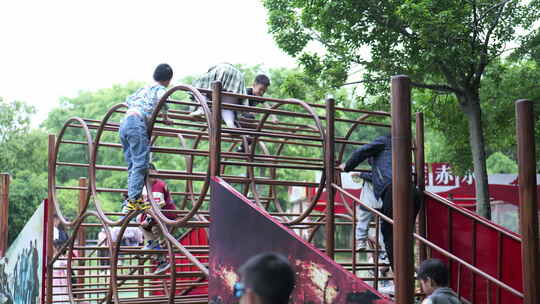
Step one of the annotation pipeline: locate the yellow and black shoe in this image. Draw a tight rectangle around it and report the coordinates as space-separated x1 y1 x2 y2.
133 198 151 210
127 200 140 211
122 198 149 212
139 201 151 211
122 200 137 213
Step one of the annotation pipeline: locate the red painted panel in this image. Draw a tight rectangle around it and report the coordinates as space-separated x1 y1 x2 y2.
315 189 360 214
450 208 474 300
500 236 523 303
425 194 523 304
151 227 209 296
177 228 208 295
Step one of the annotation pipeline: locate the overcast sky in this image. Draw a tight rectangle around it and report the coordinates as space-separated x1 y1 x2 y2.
0 0 297 123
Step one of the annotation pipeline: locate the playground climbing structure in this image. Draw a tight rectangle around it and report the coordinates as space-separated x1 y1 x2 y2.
42 77 539 304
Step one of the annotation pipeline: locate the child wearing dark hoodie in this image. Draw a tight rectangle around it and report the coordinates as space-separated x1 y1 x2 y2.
418 259 461 304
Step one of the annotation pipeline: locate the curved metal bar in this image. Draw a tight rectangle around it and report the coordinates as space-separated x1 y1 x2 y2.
336 113 373 168
248 99 327 225
287 172 327 225
145 86 212 226
89 103 130 226
149 208 209 276
109 210 152 303
61 211 114 304
146 174 210 227
51 117 94 227
147 85 212 137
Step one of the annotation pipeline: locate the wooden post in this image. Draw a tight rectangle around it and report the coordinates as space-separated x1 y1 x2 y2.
210 81 222 178
77 178 87 247
138 257 145 298
415 112 427 262
46 134 56 304
391 75 414 304
515 99 540 304
77 177 87 297
325 98 336 259
0 173 10 257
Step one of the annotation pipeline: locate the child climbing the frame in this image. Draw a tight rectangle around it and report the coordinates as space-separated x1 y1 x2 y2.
138 163 178 273
350 168 392 288
120 63 174 212
188 63 246 129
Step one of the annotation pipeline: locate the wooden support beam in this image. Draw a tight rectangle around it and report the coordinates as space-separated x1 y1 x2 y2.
0 173 10 257
324 98 336 259
515 99 540 304
46 134 56 304
210 81 222 178
391 75 415 304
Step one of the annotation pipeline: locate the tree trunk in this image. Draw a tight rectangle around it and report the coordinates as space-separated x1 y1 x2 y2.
460 94 491 219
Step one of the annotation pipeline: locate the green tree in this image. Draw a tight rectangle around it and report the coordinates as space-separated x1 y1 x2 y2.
0 99 39 171
0 98 48 245
486 152 518 174
263 0 540 218
480 60 540 165
413 59 540 174
8 171 48 245
0 98 34 140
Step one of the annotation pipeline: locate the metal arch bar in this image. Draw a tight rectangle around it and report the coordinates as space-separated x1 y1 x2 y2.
54 210 116 304
89 103 130 227
50 117 94 227
147 84 213 136
254 98 327 225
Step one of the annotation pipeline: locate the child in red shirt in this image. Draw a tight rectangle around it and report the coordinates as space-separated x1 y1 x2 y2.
137 163 177 273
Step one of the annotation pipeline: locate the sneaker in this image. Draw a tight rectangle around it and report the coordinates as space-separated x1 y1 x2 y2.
356 239 368 251
241 113 256 120
153 258 171 274
121 200 132 214
378 282 395 295
138 201 151 211
142 240 162 251
189 108 204 117
133 198 150 210
380 266 390 277
236 145 246 153
125 198 150 211
122 199 140 212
